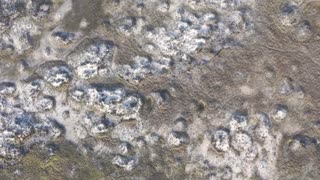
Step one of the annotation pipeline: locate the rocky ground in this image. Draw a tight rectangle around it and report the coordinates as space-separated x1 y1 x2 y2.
0 0 320 179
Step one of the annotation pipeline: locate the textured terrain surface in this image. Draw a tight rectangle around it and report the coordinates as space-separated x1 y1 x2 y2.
1 0 320 179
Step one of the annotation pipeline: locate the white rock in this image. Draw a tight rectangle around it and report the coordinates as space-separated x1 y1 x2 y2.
66 38 115 79
117 16 137 35
118 56 171 83
229 112 248 132
90 123 109 135
0 82 16 95
24 79 44 96
167 131 189 146
41 64 72 87
272 105 288 121
112 155 138 171
82 112 112 135
213 129 230 152
241 144 258 161
77 84 142 120
47 73 70 87
35 96 55 111
118 142 131 155
279 2 299 26
76 63 98 79
231 132 252 151
71 89 86 102
1 17 40 54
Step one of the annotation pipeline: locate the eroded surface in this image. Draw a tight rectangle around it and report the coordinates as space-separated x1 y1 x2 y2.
1 0 320 179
